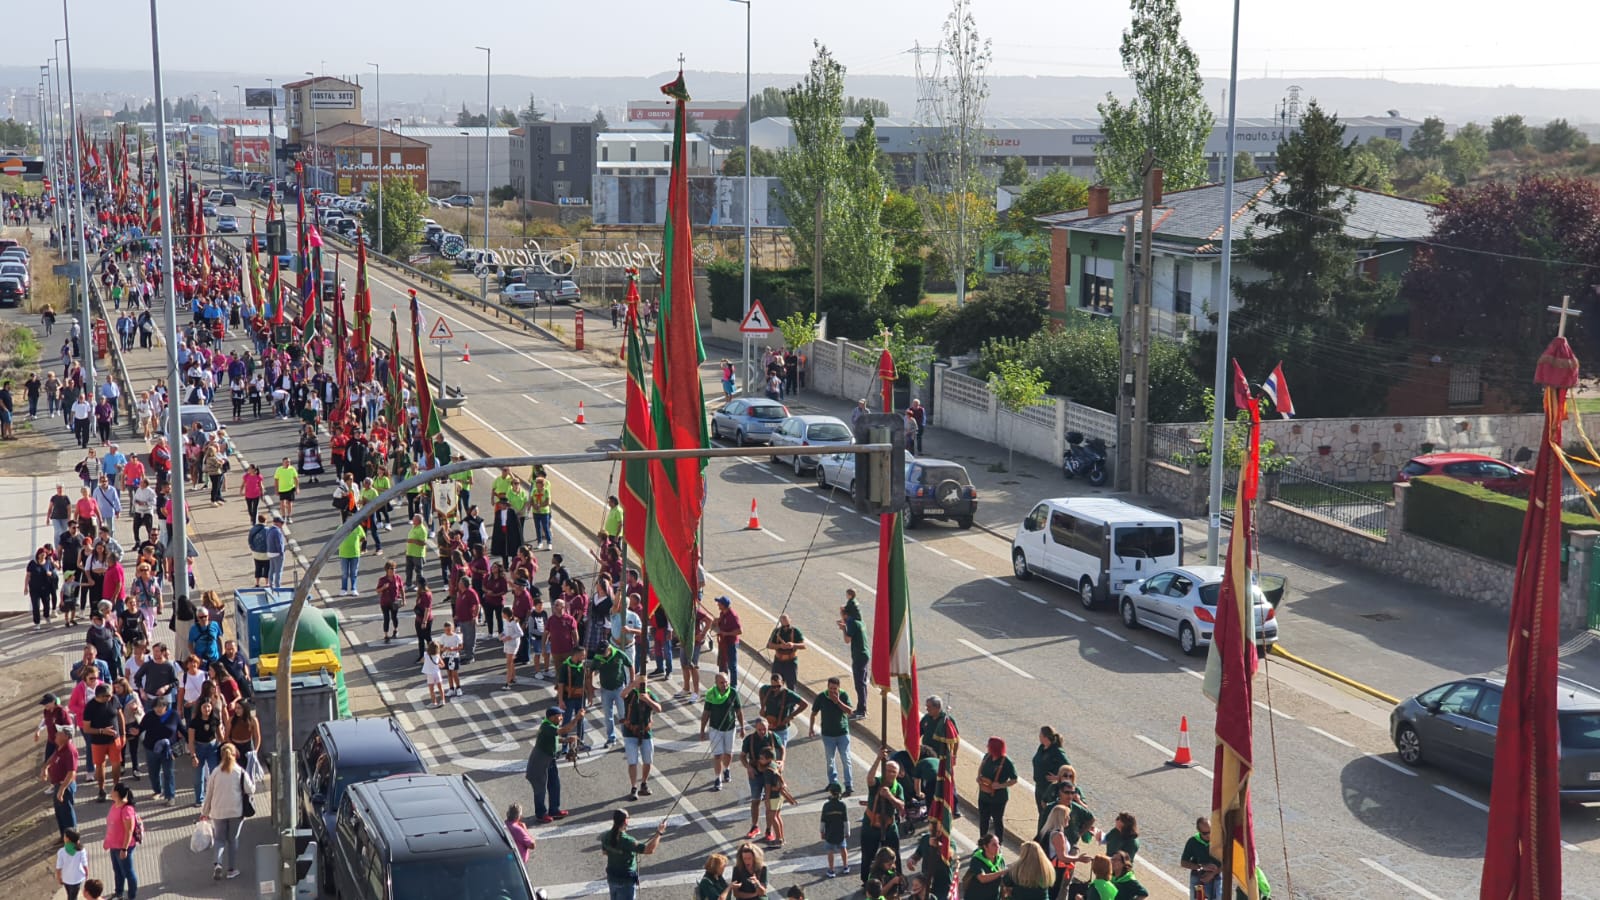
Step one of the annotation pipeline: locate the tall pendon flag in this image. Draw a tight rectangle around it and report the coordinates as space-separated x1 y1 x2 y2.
408 291 444 467
641 72 709 645
621 300 654 569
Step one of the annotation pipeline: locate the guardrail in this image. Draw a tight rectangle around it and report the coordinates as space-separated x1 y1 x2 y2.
84 279 142 440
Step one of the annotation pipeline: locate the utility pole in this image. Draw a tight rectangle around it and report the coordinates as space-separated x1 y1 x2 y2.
1132 151 1157 495
1116 212 1136 492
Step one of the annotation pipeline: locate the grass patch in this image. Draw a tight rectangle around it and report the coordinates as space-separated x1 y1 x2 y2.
1222 479 1392 511
1575 395 1600 414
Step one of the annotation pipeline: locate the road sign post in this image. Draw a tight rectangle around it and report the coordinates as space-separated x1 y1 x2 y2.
575 309 585 351
428 316 454 411
738 299 776 395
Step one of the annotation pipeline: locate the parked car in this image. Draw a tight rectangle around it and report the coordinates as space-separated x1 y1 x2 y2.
216 215 239 233
1390 674 1600 801
710 398 790 446
0 261 30 298
298 717 429 886
219 192 237 206
546 278 582 304
1396 452 1532 496
446 193 474 207
179 405 220 435
1117 564 1280 656
329 774 535 900
498 284 544 308
1012 497 1184 609
0 275 23 307
905 458 979 528
768 414 854 474
206 189 223 204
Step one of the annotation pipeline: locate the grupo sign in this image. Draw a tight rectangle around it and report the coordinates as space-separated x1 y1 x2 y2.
445 238 718 277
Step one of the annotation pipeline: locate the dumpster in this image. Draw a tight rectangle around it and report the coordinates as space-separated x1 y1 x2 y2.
260 607 350 717
253 672 337 764
233 588 296 661
257 648 342 678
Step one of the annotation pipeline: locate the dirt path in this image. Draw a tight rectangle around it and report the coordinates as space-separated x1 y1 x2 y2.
0 654 72 898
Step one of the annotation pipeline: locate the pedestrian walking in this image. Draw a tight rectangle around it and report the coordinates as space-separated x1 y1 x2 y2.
421 640 446 708
820 782 851 877
730 842 771 900
44 727 80 838
505 803 536 864
272 457 298 523
599 808 666 900
858 751 906 886
715 595 742 690
378 561 405 642
757 671 807 748
104 784 141 900
765 613 806 690
621 672 662 800
697 853 732 900
1181 817 1221 900
439 618 464 697
413 583 434 662
976 737 1020 844
138 696 180 805
809 676 855 793
698 671 744 790
1033 726 1070 832
54 828 90 900
199 743 256 881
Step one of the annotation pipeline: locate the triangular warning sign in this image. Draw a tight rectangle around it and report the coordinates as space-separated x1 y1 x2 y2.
739 300 775 334
428 317 454 341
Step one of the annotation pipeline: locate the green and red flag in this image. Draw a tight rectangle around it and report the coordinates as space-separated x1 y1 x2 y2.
642 72 709 643
270 254 284 327
245 217 265 314
331 266 348 419
1204 360 1262 900
387 307 408 432
873 508 921 758
620 297 654 586
354 232 373 379
408 290 443 467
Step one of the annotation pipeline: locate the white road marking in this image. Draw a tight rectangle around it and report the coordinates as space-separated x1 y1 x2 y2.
1365 754 1418 777
838 573 876 594
1254 700 1295 720
926 546 948 557
1180 667 1206 681
1134 734 1173 756
985 576 1009 587
1134 646 1170 661
1435 784 1490 812
759 527 786 543
521 393 539 404
483 372 503 383
1305 726 1356 748
1095 625 1129 643
1358 859 1449 900
1134 859 1192 896
1019 591 1047 605
958 638 1035 680
951 558 976 571
1057 608 1086 622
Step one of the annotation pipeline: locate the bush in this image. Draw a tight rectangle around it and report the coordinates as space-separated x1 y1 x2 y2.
419 259 455 280
706 262 815 323
932 275 1049 356
881 260 924 308
896 303 951 347
1403 475 1600 568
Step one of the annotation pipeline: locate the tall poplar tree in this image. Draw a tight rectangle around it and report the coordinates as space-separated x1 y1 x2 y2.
1095 0 1213 198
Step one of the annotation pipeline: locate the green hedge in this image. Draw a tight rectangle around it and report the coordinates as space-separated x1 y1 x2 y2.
706 260 816 324
1403 475 1600 568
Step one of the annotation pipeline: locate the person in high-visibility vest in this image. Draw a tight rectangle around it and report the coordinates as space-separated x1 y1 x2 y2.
530 476 553 551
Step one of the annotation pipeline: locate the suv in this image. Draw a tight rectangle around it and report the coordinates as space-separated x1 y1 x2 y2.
445 194 473 207
0 276 23 307
298 718 428 884
330 774 535 900
1391 675 1600 800
906 458 978 529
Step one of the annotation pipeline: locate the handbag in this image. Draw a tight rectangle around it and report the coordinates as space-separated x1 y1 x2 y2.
239 771 256 818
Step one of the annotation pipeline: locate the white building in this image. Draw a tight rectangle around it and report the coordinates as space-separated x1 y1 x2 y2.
390 125 514 198
596 132 718 176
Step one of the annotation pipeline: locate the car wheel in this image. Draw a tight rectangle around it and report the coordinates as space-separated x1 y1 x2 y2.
907 511 922 529
1395 724 1424 766
710 421 722 441
1121 597 1139 629
957 516 974 529
1078 576 1098 610
816 466 829 489
1179 622 1200 656
735 429 747 448
1012 549 1032 580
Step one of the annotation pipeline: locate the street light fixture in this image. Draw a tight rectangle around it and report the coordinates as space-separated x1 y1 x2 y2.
368 62 382 253
475 45 491 309
61 0 93 387
728 0 753 394
304 70 318 190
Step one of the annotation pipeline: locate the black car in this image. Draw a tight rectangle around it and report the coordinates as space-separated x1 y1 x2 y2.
0 276 23 308
331 775 535 900
906 458 978 529
298 718 428 885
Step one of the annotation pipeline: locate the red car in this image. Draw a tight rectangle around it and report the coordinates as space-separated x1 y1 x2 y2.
1396 452 1532 495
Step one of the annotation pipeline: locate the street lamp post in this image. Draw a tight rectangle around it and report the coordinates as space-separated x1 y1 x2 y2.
304 71 319 192
475 46 491 309
266 77 278 190
41 62 59 241
368 62 383 253
729 0 753 395
61 0 94 387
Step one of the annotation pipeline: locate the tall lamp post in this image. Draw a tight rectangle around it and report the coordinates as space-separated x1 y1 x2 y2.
729 0 753 394
304 70 318 191
368 61 383 253
42 61 60 241
475 46 491 307
266 77 278 190
61 0 93 387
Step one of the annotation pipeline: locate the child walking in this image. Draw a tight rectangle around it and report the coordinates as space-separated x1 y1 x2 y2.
500 615 525 690
421 640 445 708
440 621 464 698
758 749 797 847
820 781 851 877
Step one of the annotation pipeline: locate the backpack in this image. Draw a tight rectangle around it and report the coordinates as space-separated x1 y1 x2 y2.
130 810 145 845
248 524 268 554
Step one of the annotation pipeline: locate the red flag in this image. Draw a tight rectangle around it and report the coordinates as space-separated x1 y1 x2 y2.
1230 358 1252 412
1479 336 1575 900
270 255 284 327
354 234 373 378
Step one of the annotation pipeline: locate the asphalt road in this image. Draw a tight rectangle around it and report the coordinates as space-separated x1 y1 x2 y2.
210 202 1600 898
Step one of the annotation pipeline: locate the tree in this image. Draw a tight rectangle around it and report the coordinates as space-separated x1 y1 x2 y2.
1537 117 1587 153
455 104 488 128
1006 170 1089 235
850 319 936 387
591 110 609 132
1362 136 1403 168
1408 116 1447 159
1000 156 1030 186
843 97 891 118
1488 114 1529 151
1233 151 1262 180
519 94 546 125
1348 146 1395 193
1404 170 1451 204
1095 0 1213 198
933 274 1048 355
720 146 782 177
774 42 895 304
1214 101 1399 416
497 108 519 127
363 177 428 256
988 358 1051 472
775 311 819 352
913 0 994 307
1404 175 1600 406
975 322 1202 422
0 119 39 149
1441 122 1488 183
881 191 927 265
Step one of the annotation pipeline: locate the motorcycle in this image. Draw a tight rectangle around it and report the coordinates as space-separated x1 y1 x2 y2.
1062 431 1108 487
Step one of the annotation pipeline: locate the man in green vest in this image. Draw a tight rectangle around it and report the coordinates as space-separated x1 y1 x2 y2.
698 670 744 790
593 642 633 747
530 475 553 550
1181 816 1220 900
403 514 430 589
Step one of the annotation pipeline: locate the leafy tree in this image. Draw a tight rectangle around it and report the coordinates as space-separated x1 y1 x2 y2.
1349 146 1395 193
932 274 1048 355
975 321 1202 422
455 104 488 128
849 319 936 387
1362 136 1403 168
363 176 428 256
880 191 927 265
988 358 1051 471
776 311 820 352
1000 156 1030 186
489 184 520 203
1404 175 1600 406
1537 117 1587 153
1404 170 1451 203
1095 0 1213 198
1408 116 1447 159
1233 151 1261 180
591 110 609 132
1488 114 1529 151
1212 101 1399 416
1441 122 1488 183
1006 170 1089 234
1182 390 1292 473
497 108 519 127
0 119 39 149
720 146 782 177
775 42 894 304
913 0 994 307
843 97 891 118
519 94 546 125
712 118 734 139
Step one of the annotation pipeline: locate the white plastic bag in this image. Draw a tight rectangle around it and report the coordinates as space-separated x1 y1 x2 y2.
245 750 266 782
190 819 214 853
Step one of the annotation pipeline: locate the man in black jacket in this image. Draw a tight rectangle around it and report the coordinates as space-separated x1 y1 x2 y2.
133 642 181 710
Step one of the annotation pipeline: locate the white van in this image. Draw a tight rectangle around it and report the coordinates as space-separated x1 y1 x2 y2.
1011 497 1183 609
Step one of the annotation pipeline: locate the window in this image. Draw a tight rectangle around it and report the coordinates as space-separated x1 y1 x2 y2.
1114 526 1176 560
601 146 609 162
390 152 400 165
360 152 372 166
1448 364 1482 406
1049 511 1075 546
1024 504 1049 532
1173 261 1193 316
1142 573 1175 595
1169 574 1195 597
1415 684 1453 707
1559 712 1600 749
556 160 566 173
1471 689 1502 725
1080 256 1114 315
629 146 637 162
1072 518 1106 555
1438 683 1484 717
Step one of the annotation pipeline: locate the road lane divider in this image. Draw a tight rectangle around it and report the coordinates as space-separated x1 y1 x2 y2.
958 638 1036 679
1358 859 1449 900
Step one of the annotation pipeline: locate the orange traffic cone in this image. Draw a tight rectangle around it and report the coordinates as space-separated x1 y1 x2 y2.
575 401 586 425
1167 716 1194 768
461 343 471 363
746 498 761 530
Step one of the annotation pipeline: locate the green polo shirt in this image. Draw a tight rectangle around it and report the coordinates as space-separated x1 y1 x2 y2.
405 524 429 558
1181 832 1213 869
274 465 298 493
702 686 740 732
603 504 623 537
815 690 852 737
534 717 560 756
338 529 364 559
594 647 632 691
507 485 529 514
600 831 642 880
491 475 513 501
844 617 868 665
978 753 1019 803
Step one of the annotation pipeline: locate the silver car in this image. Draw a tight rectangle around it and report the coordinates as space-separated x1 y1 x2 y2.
709 398 789 446
768 414 853 474
499 284 544 308
1117 564 1280 656
1390 675 1600 800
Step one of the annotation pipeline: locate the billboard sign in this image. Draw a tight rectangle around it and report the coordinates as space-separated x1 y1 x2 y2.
311 90 357 109
232 137 271 166
244 88 281 109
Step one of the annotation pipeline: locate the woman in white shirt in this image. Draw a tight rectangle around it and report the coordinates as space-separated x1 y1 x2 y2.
199 743 256 880
54 827 90 900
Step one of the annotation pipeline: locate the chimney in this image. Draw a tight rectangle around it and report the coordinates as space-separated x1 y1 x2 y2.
1151 167 1164 205
1087 185 1110 217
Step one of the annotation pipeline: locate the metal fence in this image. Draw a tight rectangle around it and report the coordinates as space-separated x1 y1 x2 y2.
1275 466 1392 535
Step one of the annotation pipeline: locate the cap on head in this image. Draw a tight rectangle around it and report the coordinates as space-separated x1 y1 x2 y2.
715 596 731 606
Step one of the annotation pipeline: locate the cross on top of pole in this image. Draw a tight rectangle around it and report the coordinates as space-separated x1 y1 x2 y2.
880 326 894 351
1548 295 1582 338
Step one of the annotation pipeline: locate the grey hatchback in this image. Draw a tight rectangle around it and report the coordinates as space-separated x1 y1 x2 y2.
1390 674 1600 801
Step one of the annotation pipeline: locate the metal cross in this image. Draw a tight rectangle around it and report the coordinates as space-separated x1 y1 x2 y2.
880 326 894 351
1548 294 1582 338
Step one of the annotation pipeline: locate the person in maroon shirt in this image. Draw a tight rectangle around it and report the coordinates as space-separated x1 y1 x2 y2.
43 726 79 837
452 577 480 664
510 576 535 666
716 596 743 691
482 561 509 639
546 598 579 672
38 693 73 767
376 561 405 644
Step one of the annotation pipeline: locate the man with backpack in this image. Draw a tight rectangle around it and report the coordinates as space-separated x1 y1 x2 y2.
248 514 271 587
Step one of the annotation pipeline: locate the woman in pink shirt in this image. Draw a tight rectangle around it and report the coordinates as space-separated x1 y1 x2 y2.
104 784 141 899
504 803 536 863
240 464 265 523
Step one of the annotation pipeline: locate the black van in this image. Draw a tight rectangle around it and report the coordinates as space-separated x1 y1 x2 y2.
299 718 427 889
329 774 535 900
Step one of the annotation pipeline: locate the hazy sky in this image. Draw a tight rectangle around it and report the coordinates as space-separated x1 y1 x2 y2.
18 0 1600 89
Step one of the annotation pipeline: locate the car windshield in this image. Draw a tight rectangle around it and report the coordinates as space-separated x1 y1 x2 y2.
392 858 528 900
1560 712 1600 750
1114 526 1176 559
180 412 216 431
919 465 970 485
807 423 851 442
1400 461 1432 477
748 405 787 420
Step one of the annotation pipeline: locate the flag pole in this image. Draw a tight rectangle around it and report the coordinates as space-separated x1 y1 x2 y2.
1206 0 1243 565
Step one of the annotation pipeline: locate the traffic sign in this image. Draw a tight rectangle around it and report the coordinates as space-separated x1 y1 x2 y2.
428 318 454 343
739 299 775 335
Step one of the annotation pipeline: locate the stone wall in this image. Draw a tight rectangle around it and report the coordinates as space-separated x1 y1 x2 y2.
1145 460 1210 518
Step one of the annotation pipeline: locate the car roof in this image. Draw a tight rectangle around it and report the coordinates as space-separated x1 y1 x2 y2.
1407 453 1499 465
1034 497 1181 525
1449 675 1600 711
788 414 848 426
348 775 506 858
911 458 961 469
1160 565 1224 582
319 717 424 769
742 399 786 408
